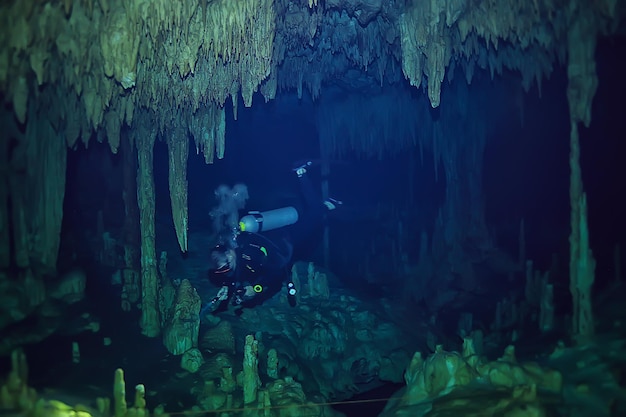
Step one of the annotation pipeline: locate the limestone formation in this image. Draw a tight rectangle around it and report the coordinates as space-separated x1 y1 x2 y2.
162 279 201 355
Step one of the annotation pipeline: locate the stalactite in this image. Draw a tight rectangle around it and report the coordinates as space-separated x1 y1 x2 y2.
440 123 461 250
167 125 190 253
433 129 439 183
0 112 18 269
1 100 68 275
614 245 622 284
317 88 423 158
566 9 599 128
104 100 123 154
134 119 161 338
518 219 526 269
121 131 141 310
9 173 29 269
28 120 66 273
1 0 277 165
466 124 489 247
189 104 226 164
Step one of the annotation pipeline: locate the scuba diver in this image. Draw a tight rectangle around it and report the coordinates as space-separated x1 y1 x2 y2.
204 161 341 313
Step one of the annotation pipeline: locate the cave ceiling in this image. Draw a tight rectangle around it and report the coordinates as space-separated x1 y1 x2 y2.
0 0 624 295
0 0 622 157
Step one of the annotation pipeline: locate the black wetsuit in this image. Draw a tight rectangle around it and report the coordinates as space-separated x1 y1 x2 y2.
207 171 329 310
210 231 293 306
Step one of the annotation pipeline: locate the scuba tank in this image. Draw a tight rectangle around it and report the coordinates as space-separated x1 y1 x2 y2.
238 206 299 233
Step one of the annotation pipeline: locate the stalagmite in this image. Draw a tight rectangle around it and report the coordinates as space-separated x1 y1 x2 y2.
540 283 555 333
135 122 161 338
568 122 596 342
0 349 37 411
113 368 127 417
243 334 260 404
166 127 189 253
162 279 201 356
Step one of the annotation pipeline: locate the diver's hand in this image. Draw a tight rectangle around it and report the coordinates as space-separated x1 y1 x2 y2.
217 286 229 300
233 286 255 305
203 286 230 313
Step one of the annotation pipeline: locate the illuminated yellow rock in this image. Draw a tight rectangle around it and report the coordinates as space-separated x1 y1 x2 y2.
31 399 95 417
0 349 37 412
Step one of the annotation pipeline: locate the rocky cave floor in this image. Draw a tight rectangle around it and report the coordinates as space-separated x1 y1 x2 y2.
4 226 626 417
13 278 626 417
